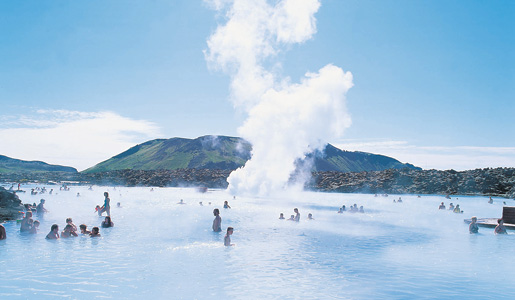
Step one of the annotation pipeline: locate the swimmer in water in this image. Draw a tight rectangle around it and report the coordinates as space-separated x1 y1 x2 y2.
90 227 101 237
117 202 121 208
469 217 479 234
101 216 114 228
100 192 111 216
338 208 343 214
453 204 462 213
439 202 446 210
29 220 40 234
224 227 234 246
488 197 493 204
341 205 346 211
79 224 91 234
177 199 185 205
359 206 365 213
224 201 231 209
494 219 507 234
279 213 285 219
36 199 48 214
448 203 454 210
294 208 300 222
66 218 77 231
20 211 33 232
46 224 60 239
0 224 6 240
199 201 203 206
61 224 78 238
212 209 222 232
308 213 314 220
287 215 295 221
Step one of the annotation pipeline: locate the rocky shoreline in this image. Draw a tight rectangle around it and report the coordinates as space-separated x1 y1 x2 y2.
0 187 25 221
2 167 514 221
309 167 515 198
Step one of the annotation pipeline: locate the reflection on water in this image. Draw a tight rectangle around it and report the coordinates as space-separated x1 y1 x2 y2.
1 186 515 299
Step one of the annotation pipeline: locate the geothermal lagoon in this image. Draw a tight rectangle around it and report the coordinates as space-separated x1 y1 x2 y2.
1 185 515 299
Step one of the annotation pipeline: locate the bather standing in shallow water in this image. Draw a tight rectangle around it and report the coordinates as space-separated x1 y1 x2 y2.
212 209 222 232
469 217 479 234
494 219 507 234
294 208 300 222
100 192 111 216
224 227 234 246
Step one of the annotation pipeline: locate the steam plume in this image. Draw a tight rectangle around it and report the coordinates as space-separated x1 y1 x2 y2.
205 0 353 195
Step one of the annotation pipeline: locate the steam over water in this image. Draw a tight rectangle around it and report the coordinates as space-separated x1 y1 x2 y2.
205 0 353 195
2 185 515 299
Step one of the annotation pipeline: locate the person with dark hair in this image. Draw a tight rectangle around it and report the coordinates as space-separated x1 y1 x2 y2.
494 219 507 234
101 216 114 228
212 209 222 232
30 220 40 234
224 201 231 209
20 211 33 232
46 224 60 239
294 208 300 222
469 217 479 234
66 218 77 231
99 192 111 216
37 199 48 214
0 224 6 240
61 224 78 238
279 213 285 219
79 224 91 234
224 227 234 246
90 227 101 237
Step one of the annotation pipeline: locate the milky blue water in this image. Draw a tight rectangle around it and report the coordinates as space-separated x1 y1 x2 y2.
1 185 515 299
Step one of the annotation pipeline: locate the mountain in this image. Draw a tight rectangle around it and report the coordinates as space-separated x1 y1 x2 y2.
0 155 78 174
305 144 420 172
83 135 420 174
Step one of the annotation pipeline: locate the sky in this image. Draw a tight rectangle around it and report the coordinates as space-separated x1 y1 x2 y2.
0 0 513 172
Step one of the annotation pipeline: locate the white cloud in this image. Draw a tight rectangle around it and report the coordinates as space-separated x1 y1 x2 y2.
334 139 515 171
0 110 162 171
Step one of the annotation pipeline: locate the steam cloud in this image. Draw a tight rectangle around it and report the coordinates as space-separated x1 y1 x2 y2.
205 0 353 195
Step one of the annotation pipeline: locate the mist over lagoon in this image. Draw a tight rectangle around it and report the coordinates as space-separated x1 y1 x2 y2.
1 185 515 299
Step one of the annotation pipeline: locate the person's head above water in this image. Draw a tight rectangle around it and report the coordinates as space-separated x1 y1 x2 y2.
51 224 59 232
40 199 45 203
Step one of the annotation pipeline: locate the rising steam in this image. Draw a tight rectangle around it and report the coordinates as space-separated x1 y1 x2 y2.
205 0 353 195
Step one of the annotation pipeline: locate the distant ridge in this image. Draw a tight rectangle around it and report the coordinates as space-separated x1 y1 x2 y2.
83 135 420 174
0 155 78 174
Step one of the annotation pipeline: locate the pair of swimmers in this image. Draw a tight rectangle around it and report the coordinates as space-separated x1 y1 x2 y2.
469 217 508 234
211 209 233 246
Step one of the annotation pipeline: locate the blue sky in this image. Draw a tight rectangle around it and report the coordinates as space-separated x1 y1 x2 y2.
0 0 513 171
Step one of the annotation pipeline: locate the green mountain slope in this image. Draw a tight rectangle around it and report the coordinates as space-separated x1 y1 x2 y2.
83 135 420 174
0 155 78 174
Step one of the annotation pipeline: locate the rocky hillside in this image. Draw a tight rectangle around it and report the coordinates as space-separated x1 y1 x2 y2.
310 167 515 198
0 155 77 174
0 187 24 221
83 135 420 174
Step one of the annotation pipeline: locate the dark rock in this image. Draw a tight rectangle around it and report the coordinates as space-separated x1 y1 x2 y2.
0 187 24 221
